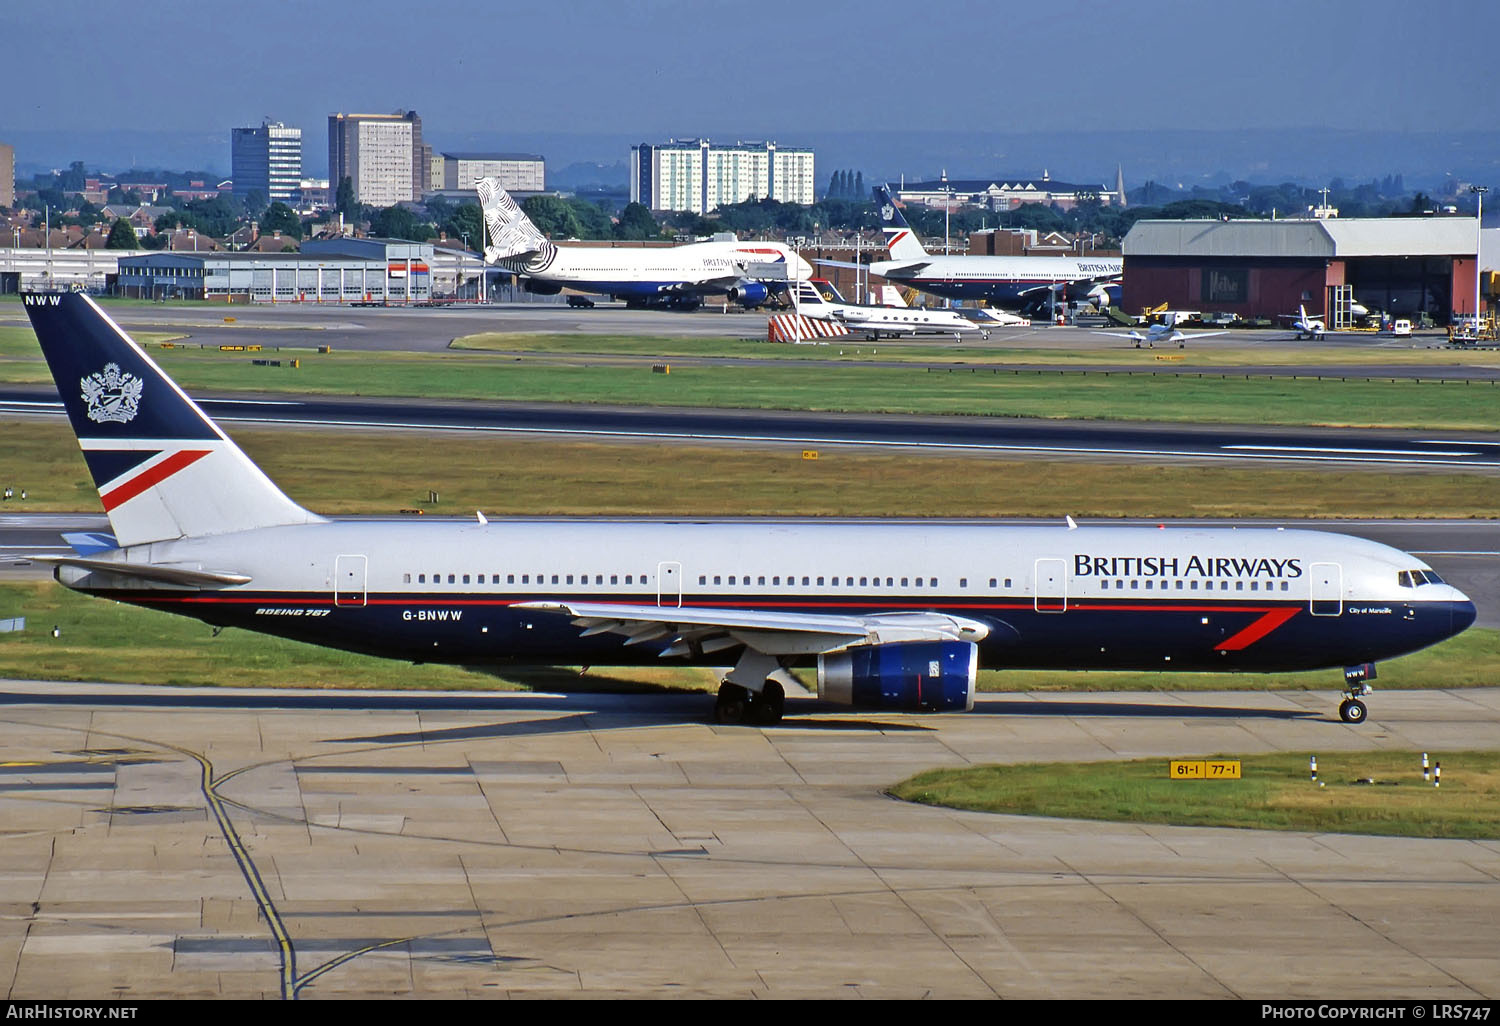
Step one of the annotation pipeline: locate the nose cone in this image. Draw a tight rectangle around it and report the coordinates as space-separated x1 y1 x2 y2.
1453 595 1477 636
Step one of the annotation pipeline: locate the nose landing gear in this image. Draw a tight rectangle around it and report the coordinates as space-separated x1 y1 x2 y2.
1339 665 1375 723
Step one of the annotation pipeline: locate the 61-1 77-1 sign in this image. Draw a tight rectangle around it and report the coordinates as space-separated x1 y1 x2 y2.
1170 760 1241 779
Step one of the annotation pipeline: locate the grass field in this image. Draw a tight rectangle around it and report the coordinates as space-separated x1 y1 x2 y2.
2 323 1497 430
890 750 1500 839
6 417 1500 517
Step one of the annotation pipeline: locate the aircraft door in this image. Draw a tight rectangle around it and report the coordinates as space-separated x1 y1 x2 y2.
334 554 368 607
1034 558 1067 612
1309 562 1342 616
657 561 682 608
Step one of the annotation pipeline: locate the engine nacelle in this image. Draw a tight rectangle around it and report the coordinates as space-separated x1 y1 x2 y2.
818 641 977 713
523 279 562 295
728 282 770 308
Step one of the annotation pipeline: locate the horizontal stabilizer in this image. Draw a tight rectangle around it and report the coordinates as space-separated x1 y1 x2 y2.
61 531 119 555
877 261 929 278
29 554 251 586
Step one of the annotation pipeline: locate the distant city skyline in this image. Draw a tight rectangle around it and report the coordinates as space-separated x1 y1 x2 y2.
5 0 1498 188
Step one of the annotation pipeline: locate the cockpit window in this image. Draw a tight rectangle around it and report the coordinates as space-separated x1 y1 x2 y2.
1399 570 1445 588
1421 570 1444 585
1398 571 1415 588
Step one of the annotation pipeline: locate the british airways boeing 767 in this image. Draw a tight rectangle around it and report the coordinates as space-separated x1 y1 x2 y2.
21 292 1475 724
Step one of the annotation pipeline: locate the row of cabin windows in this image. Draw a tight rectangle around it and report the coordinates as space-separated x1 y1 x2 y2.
395 573 1287 593
698 574 946 588
394 573 1026 589
401 573 652 585
1097 579 1291 592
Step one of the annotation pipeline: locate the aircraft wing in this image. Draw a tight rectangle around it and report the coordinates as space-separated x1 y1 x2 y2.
1185 330 1231 340
1090 330 1143 340
514 601 989 657
660 260 794 296
27 554 251 586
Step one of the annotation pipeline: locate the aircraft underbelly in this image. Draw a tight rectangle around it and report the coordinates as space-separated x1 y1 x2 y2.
101 588 1465 673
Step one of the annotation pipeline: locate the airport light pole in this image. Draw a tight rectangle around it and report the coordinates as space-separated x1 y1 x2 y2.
1473 185 1488 332
461 232 469 301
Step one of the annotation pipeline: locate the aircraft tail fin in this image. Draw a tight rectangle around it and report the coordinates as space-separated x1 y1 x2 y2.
877 284 907 308
23 292 323 548
476 177 554 264
874 184 929 261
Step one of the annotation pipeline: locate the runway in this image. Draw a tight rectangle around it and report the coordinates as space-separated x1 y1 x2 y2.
0 681 1496 998
4 385 1498 470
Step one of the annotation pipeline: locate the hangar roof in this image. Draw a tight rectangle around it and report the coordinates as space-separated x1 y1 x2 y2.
1123 218 1478 259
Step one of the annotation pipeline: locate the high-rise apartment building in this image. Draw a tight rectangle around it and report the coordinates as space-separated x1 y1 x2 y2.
231 121 302 204
631 139 814 213
328 111 430 208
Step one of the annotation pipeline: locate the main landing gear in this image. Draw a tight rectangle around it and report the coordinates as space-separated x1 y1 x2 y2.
714 681 785 726
713 649 794 726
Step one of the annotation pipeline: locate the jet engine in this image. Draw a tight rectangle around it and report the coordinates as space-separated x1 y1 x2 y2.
522 279 562 295
728 282 770 308
817 640 977 712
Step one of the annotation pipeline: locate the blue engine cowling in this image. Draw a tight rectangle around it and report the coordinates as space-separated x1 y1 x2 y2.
818 641 977 712
728 282 770 308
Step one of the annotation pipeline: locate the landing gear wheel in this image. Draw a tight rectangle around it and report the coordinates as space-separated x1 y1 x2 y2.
755 682 785 726
1339 698 1367 724
714 683 751 725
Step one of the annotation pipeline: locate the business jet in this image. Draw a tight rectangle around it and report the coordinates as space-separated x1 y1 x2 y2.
1284 305 1327 340
791 279 988 339
1092 313 1232 348
829 186 1123 313
19 292 1475 726
477 178 809 310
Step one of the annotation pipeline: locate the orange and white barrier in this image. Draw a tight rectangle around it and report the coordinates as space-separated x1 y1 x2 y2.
767 314 850 342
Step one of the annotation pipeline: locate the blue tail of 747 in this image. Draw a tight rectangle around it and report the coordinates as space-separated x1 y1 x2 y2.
874 185 928 262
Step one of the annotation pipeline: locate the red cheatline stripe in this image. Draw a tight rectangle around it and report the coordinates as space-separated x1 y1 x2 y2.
1215 607 1300 651
100 449 212 511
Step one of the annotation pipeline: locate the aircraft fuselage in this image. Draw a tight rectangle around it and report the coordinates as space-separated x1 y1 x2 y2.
62 520 1473 674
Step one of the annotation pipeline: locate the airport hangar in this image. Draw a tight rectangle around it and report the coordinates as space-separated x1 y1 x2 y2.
114 238 437 302
1120 217 1481 326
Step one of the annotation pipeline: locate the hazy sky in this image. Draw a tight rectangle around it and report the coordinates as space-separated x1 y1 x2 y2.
4 0 1497 174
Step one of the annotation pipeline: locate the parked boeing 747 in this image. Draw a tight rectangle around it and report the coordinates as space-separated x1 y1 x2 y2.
476 178 809 309
823 186 1123 313
21 292 1475 725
